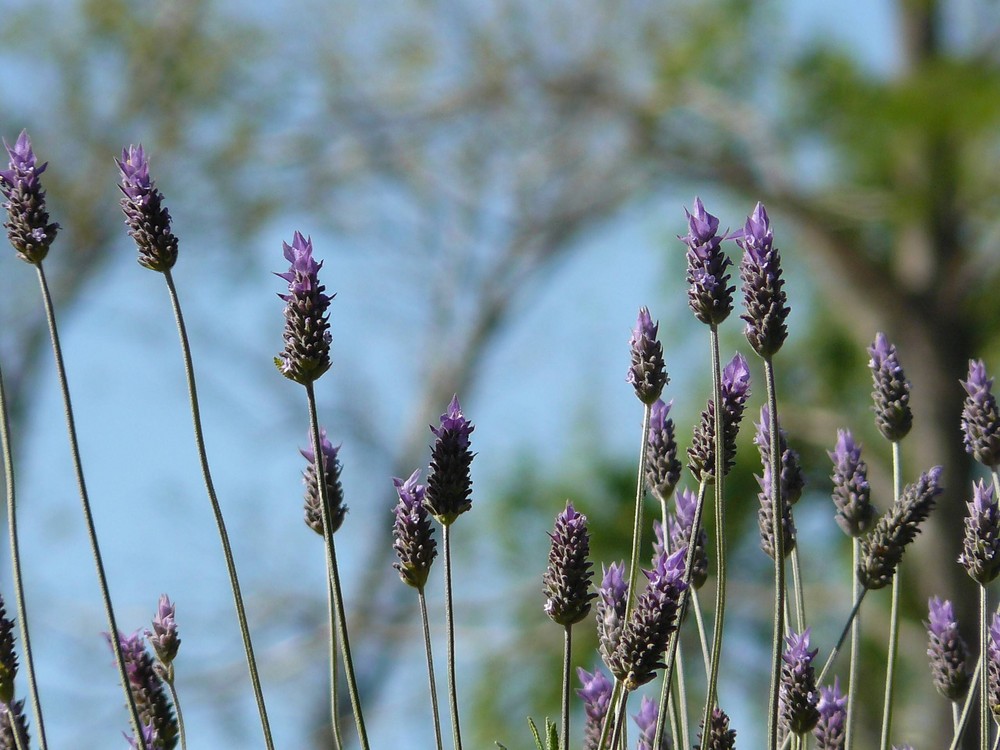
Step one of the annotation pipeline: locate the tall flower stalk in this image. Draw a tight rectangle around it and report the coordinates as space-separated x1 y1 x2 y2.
117 144 274 749
1 131 146 748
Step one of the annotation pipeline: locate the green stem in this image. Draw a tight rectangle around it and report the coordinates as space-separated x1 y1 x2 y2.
790 546 806 634
983 584 989 750
326 566 342 748
878 440 903 750
652 494 687 750
305 383 369 749
0 363 47 750
625 405 653 614
165 677 187 750
845 538 861 749
442 524 463 750
691 592 711 678
418 588 445 750
562 625 572 750
35 263 146 749
674 641 691 750
948 653 978 750
765 357 785 750
596 681 623 750
3 700 28 750
162 270 274 749
609 690 629 750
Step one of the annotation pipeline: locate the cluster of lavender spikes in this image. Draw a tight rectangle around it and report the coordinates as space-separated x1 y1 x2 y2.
4 131 1000 750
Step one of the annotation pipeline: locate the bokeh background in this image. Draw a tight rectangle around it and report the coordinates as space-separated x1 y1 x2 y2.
2 0 1000 746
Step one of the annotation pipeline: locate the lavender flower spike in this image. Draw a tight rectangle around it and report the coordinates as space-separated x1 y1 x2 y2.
125 724 158 750
868 333 912 442
688 353 752 483
631 696 662 750
628 307 668 405
542 502 596 627
754 405 805 505
813 678 847 750
925 597 971 701
698 707 736 750
117 145 178 272
757 465 796 561
961 359 1000 469
779 628 820 735
681 197 734 326
828 429 875 537
423 395 475 526
300 428 347 536
668 488 708 589
146 595 180 670
109 631 178 749
392 469 437 590
735 202 789 357
0 700 29 750
0 594 17 705
275 232 333 384
596 562 628 673
989 613 1000 719
646 399 682 504
576 667 612 750
959 479 1000 585
0 130 59 264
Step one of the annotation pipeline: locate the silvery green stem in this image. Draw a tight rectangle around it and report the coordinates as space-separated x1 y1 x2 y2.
442 524 463 750
692 592 710 677
418 588 444 750
0 364 47 750
949 659 978 750
326 569 342 748
609 690 629 750
625 405 653 613
652 496 687 750
791 547 806 633
701 324 727 738
164 677 187 750
765 357 785 750
162 270 274 749
305 383 370 749
597 680 623 750
562 625 571 750
982 584 989 750
3 701 27 750
35 263 146 749
674 642 691 750
845 538 861 748
878 441 902 750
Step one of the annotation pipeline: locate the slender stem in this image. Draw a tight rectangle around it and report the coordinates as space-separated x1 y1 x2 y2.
3 700 28 750
442 524 464 750
597 680 623 750
765 357 785 750
691 592 711 677
562 625 572 750
701 324 726 737
983 584 990 750
418 588 445 750
954 702 961 733
34 263 146 749
845 538 861 749
816 589 868 690
326 564 342 749
165 678 187 750
625 405 653 613
674 643 691 750
950 658 979 750
609 690 629 750
652 493 687 750
305 383 370 749
790 547 806 634
162 270 274 749
878 441 902 750
0 363 47 750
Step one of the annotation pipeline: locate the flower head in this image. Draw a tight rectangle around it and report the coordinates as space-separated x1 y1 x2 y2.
681 197 733 326
597 562 629 672
757 465 796 560
632 696 663 750
646 399 682 503
392 469 437 590
754 405 805 505
275 232 333 384
300 428 347 536
698 707 736 750
0 594 17 705
828 430 875 537
0 130 59 264
925 597 971 701
868 333 912 442
0 699 29 750
628 307 668 405
961 360 1000 469
423 396 475 526
958 479 1000 585
779 628 820 735
666 488 708 590
736 202 789 357
813 678 846 750
145 595 180 669
117 145 178 272
107 631 178 749
688 353 752 483
543 502 596 626
989 613 1000 718
577 667 613 750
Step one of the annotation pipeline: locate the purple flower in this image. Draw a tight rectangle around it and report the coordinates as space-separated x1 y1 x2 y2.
858 466 943 590
813 678 846 750
756 465 796 561
607 548 687 691
275 232 333 384
0 130 59 264
646 399 682 503
989 613 1000 719
125 724 158 750
735 202 789 357
116 145 178 272
597 562 629 672
687 353 752 483
779 628 820 735
925 597 971 701
828 430 875 537
423 395 475 526
754 405 805 505
107 631 178 749
868 333 912 442
0 594 17 705
392 469 437 590
698 707 736 750
300 428 347 537
577 667 612 750
632 695 665 750
543 502 596 627
681 197 733 326
0 699 29 750
665 490 708 590
628 307 668 405
145 595 180 669
961 360 1000 469
958 479 1000 585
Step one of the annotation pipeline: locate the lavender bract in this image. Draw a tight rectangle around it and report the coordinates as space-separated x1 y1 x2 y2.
596 562 628 673
275 232 333 384
423 395 475 526
779 628 820 736
698 707 736 750
145 595 180 669
0 700 28 750
577 667 612 750
735 202 789 358
681 197 733 326
688 353 752 483
628 307 668 405
828 429 875 537
961 359 1000 469
925 597 971 701
756 465 796 561
632 695 666 750
0 595 16 705
754 405 804 505
868 333 912 442
300 428 347 536
117 145 178 272
392 469 437 590
990 613 1000 718
0 130 58 264
813 678 846 750
958 479 1000 585
542 502 596 627
646 399 682 503
109 631 178 750
666 489 708 589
